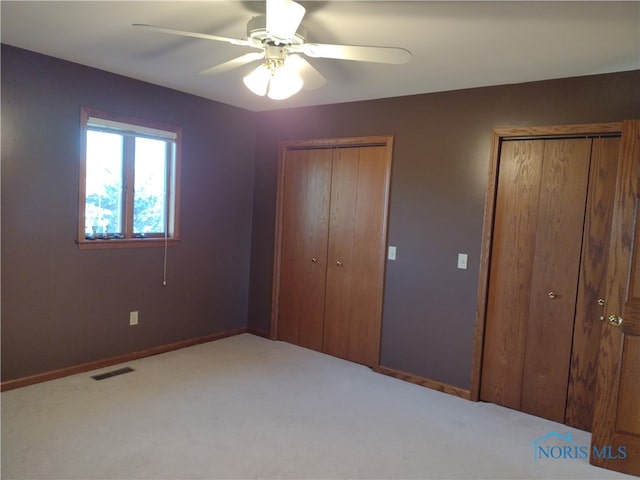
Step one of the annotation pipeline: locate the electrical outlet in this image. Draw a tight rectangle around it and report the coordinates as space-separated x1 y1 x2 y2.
129 311 139 326
388 246 397 260
457 253 468 270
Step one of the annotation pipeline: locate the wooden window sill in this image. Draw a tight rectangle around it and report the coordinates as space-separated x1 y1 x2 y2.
76 238 180 250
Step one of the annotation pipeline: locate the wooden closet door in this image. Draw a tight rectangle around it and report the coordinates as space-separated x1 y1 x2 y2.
481 138 592 421
347 145 389 366
274 135 393 366
322 147 358 360
277 149 331 350
323 145 389 367
519 138 592 422
565 137 620 431
480 140 545 410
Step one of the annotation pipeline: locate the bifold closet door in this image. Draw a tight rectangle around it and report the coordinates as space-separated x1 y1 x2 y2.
519 139 592 422
481 138 592 422
277 148 331 351
274 136 392 368
323 145 388 367
565 136 620 431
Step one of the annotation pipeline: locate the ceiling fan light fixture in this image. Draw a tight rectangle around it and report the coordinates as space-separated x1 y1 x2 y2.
284 53 305 71
244 55 304 100
267 66 303 100
243 64 271 96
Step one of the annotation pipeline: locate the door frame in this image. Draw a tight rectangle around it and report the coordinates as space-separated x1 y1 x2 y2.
270 135 395 342
469 122 623 401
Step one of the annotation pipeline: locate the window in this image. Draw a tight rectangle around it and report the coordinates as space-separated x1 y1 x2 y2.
78 107 181 249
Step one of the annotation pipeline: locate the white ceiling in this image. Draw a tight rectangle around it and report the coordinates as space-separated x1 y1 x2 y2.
2 1 639 112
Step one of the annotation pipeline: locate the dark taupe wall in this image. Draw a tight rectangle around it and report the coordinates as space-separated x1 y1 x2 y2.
4 43 639 389
247 70 640 389
1 45 256 381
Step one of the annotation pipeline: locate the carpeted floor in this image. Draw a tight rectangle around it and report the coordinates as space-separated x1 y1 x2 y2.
1 334 634 479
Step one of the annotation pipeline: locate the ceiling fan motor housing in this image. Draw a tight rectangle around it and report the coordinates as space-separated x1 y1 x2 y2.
247 15 306 46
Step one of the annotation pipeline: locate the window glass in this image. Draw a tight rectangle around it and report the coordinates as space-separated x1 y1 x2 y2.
85 131 124 237
134 137 168 235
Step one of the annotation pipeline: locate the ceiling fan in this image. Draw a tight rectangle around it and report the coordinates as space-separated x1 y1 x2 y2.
134 0 412 100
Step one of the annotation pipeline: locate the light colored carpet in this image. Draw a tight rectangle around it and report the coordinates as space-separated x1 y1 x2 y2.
1 334 633 479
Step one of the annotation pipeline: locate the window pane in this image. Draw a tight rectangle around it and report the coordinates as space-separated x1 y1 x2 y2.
134 137 167 234
85 131 123 236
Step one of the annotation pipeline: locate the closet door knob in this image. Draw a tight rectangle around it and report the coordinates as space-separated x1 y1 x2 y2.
597 298 605 306
336 261 343 267
311 257 318 263
548 291 557 299
608 315 623 327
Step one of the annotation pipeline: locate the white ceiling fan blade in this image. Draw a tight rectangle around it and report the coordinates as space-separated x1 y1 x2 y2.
199 52 265 76
266 0 306 42
301 43 412 64
133 24 257 48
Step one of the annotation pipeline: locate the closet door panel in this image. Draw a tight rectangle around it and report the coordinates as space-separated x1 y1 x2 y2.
323 148 359 359
566 137 620 431
480 140 544 409
347 145 389 366
520 138 592 422
278 149 331 350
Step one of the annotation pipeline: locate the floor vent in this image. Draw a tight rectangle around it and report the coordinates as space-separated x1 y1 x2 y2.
91 367 135 381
